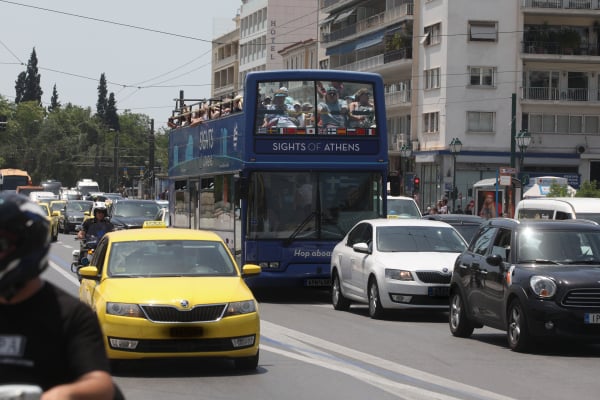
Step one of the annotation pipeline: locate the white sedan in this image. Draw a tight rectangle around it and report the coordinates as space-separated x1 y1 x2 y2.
331 218 467 318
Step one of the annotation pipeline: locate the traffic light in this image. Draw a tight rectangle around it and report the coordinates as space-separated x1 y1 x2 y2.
413 176 420 194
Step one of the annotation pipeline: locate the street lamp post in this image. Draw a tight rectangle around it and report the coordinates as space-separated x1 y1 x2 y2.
516 130 532 201
400 144 412 196
449 137 463 213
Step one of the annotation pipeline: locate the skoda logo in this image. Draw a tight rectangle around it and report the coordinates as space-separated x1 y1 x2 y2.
180 300 190 308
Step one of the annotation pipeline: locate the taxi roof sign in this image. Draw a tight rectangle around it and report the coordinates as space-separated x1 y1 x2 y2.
142 221 167 228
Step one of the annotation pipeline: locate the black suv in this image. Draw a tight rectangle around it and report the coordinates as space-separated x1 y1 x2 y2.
449 218 600 352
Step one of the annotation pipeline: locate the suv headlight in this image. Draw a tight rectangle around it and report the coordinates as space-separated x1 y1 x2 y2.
530 276 556 298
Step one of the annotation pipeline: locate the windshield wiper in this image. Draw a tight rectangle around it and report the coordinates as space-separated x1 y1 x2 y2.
284 211 317 247
519 259 560 264
562 259 600 265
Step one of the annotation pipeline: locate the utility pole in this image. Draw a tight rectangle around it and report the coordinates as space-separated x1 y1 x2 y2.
149 119 155 199
113 130 119 192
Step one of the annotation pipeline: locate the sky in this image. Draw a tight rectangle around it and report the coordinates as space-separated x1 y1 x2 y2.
0 0 242 129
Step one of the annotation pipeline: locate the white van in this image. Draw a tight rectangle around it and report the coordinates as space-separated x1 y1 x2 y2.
515 197 600 224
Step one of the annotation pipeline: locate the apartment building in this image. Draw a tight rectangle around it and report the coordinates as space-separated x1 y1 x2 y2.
211 0 600 211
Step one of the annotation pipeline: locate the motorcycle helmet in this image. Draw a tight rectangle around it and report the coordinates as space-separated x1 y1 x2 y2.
92 201 108 217
0 193 50 299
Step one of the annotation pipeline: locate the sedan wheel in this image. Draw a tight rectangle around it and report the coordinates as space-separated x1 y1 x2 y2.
332 272 350 311
507 299 531 352
368 279 385 319
449 291 474 337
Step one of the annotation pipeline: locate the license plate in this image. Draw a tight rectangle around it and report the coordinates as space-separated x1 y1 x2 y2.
584 313 600 324
428 286 449 297
304 278 331 287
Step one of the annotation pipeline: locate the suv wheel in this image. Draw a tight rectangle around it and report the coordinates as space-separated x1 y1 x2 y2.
368 278 385 319
332 271 350 311
449 290 474 337
507 299 531 352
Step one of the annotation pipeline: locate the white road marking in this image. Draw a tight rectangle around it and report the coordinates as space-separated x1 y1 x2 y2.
49 260 80 286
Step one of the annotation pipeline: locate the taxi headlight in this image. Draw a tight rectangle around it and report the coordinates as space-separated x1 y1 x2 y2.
385 269 414 281
530 276 556 298
224 300 257 316
106 302 145 318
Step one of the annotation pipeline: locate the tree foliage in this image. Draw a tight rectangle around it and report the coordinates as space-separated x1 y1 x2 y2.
15 48 43 104
96 73 108 122
547 182 570 197
48 84 61 112
575 180 600 198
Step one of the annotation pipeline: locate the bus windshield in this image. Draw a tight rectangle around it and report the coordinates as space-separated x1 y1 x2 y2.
247 171 383 241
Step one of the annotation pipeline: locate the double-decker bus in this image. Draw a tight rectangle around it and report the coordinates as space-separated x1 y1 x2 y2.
0 168 32 192
168 70 388 289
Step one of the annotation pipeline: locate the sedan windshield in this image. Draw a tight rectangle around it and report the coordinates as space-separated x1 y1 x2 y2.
518 229 600 264
376 226 466 253
108 240 237 277
112 202 161 218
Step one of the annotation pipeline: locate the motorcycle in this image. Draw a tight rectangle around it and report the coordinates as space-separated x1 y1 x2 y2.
71 234 99 271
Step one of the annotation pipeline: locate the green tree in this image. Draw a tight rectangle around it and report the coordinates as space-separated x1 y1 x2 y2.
575 180 600 198
96 73 108 122
14 71 26 103
18 48 43 104
105 92 120 132
48 84 61 112
547 182 570 197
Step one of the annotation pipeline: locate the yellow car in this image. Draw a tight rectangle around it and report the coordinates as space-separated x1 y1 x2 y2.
39 202 59 242
74 224 261 370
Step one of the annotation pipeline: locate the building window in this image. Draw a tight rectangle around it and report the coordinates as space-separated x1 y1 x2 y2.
467 111 494 133
423 112 439 133
469 21 497 42
424 23 441 46
469 67 495 87
425 68 441 89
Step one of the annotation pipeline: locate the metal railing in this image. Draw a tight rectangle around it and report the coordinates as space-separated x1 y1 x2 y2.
521 0 600 9
522 86 599 101
522 41 599 56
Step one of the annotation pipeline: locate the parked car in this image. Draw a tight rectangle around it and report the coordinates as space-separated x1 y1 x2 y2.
387 196 422 219
422 214 484 244
109 199 162 230
331 218 467 318
449 218 600 352
59 200 93 234
73 225 261 369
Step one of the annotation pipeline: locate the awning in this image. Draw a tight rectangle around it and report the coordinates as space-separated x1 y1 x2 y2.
355 31 384 50
325 41 357 56
320 14 336 25
333 8 356 24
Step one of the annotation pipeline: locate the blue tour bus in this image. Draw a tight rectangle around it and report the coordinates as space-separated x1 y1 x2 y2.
168 70 388 289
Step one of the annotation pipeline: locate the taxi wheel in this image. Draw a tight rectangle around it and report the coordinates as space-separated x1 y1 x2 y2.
332 271 350 311
507 299 532 352
368 278 385 319
234 350 259 370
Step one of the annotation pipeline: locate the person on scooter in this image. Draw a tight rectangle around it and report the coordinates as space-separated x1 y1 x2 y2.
0 192 116 399
77 202 114 240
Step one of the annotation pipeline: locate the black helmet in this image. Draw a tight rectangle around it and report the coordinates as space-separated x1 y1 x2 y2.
0 193 50 299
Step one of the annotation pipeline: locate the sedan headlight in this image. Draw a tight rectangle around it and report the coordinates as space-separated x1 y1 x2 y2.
385 269 414 281
106 302 145 318
530 276 556 298
224 300 257 316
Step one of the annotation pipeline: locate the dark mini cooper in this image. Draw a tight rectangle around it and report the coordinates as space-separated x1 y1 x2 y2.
449 218 600 352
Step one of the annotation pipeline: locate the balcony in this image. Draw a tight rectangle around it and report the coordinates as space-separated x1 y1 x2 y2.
384 47 412 63
522 41 599 56
385 90 411 106
522 0 600 10
522 86 600 102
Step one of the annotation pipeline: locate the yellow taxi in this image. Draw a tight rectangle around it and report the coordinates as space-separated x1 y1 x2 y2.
38 202 59 242
73 222 261 370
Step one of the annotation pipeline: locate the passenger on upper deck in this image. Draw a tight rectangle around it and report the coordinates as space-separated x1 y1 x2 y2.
262 89 299 128
318 86 348 128
348 88 375 128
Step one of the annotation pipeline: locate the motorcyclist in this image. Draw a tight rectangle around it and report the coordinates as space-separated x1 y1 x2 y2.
77 202 114 240
0 192 116 399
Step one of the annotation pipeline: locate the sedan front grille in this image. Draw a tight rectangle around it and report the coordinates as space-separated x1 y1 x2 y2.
141 304 227 322
562 288 600 308
415 271 452 284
